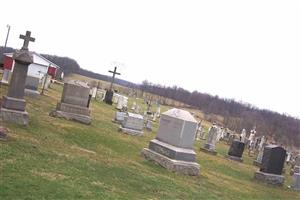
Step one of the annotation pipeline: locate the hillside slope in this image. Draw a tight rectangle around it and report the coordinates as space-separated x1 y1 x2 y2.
0 83 299 199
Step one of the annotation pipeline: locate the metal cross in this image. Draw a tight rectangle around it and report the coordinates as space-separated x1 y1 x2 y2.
19 31 35 50
108 66 121 91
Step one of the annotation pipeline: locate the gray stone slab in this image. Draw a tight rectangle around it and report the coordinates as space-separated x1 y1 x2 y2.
200 147 217 155
0 107 28 125
141 148 200 176
225 155 243 162
57 102 90 116
61 80 90 107
149 139 196 162
25 76 39 91
291 173 300 191
2 96 26 111
119 126 143 136
49 110 91 125
254 171 284 186
121 112 144 131
25 88 40 97
156 108 197 149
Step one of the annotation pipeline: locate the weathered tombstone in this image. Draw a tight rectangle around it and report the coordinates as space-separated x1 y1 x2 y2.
116 95 128 111
134 105 141 114
113 93 121 104
25 76 40 96
253 136 266 167
146 120 152 131
96 89 106 101
226 140 245 162
1 69 11 85
200 125 218 155
91 87 97 98
254 145 286 186
240 129 247 143
104 66 120 105
290 155 300 191
119 112 144 136
0 31 35 125
141 108 200 176
50 80 91 124
112 111 126 124
294 156 300 174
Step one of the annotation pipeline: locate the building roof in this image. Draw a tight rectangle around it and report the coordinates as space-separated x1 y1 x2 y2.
4 52 60 69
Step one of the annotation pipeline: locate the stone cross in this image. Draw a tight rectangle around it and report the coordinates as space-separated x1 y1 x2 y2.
19 31 35 50
108 66 120 91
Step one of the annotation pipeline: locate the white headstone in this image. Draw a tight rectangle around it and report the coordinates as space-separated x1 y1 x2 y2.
1 69 11 84
240 129 247 143
120 112 144 135
91 87 97 98
115 111 126 123
203 125 219 152
156 108 198 149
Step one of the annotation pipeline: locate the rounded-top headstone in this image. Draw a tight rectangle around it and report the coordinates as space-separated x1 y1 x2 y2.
156 108 198 149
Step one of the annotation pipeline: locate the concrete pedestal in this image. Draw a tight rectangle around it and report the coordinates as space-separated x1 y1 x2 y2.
254 171 284 186
142 148 200 176
226 155 243 162
50 102 91 124
0 107 28 125
200 146 217 155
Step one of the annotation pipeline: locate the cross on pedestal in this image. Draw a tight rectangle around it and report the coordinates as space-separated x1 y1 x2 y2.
19 31 35 50
108 66 121 91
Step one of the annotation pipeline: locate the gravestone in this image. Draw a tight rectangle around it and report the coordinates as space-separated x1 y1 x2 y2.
119 112 144 136
112 111 126 124
1 69 11 85
200 125 218 155
226 140 245 162
96 89 106 101
291 155 300 190
116 95 128 111
141 108 200 176
146 120 152 131
0 31 35 125
294 156 300 174
50 80 91 124
91 87 97 98
253 136 266 167
254 145 286 186
25 76 40 96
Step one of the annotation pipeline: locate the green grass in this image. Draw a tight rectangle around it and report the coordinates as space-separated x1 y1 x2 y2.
0 82 299 200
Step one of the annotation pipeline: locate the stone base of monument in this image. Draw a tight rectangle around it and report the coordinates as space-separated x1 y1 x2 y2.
0 107 28 125
254 171 284 186
225 155 243 162
253 160 262 167
50 102 91 124
141 148 200 176
25 89 40 97
200 147 217 155
119 126 143 136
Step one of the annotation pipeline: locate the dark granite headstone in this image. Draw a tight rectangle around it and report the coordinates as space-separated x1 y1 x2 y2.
260 145 286 175
104 90 114 105
228 140 245 158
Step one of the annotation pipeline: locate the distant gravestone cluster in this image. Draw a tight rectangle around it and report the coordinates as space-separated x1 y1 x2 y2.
0 31 299 192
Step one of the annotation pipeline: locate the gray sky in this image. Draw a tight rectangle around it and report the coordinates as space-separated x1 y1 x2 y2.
1 0 299 117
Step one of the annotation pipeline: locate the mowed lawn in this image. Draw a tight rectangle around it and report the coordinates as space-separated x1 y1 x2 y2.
0 82 299 200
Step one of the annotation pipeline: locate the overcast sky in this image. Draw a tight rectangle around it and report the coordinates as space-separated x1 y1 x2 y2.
1 0 299 118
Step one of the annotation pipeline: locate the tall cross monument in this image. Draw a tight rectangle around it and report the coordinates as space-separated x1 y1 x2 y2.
104 66 121 105
0 31 35 125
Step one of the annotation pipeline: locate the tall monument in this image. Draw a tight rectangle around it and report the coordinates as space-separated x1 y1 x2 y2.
104 66 120 105
0 31 35 125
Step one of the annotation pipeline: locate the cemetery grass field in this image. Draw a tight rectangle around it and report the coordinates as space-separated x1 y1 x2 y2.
0 81 299 200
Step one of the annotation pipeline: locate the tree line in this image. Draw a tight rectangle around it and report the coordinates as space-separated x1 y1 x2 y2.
140 80 300 148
